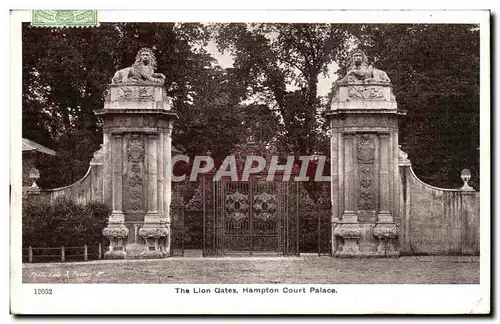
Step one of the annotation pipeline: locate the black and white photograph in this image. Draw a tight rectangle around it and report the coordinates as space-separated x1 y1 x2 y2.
9 8 490 315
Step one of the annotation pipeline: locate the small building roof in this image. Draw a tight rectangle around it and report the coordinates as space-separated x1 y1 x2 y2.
22 138 56 156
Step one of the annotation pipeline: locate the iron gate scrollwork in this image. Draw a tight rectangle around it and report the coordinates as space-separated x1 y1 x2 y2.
202 177 299 256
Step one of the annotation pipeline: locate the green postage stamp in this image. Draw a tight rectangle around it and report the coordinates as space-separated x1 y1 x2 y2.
31 10 99 27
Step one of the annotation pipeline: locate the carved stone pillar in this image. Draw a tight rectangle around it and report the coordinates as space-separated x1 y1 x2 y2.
326 50 405 258
334 133 362 257
96 78 177 259
139 135 168 258
146 134 159 218
163 124 173 256
373 133 399 257
102 133 129 259
330 130 340 254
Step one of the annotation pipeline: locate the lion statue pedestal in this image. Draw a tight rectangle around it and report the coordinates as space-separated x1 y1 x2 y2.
96 47 178 259
326 49 405 258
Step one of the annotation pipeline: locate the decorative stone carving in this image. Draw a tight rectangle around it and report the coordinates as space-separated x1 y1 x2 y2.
139 86 154 100
357 134 375 163
347 85 385 100
112 47 166 85
103 89 110 102
103 226 129 238
333 224 362 257
359 166 373 210
373 225 398 239
138 225 169 258
357 134 375 211
225 191 249 222
127 173 142 187
373 223 399 257
138 227 168 238
337 49 391 84
127 134 145 161
116 86 156 101
102 225 129 258
117 86 135 100
126 134 145 212
334 226 362 238
253 192 277 221
102 116 171 130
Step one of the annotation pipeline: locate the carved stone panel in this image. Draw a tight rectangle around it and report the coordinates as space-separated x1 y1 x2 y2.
357 134 375 163
347 85 384 100
342 115 397 128
125 134 145 212
139 86 154 100
116 86 156 101
103 115 170 130
356 134 375 211
117 86 136 100
358 165 374 210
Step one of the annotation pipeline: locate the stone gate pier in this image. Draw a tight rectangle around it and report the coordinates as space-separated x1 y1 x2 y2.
326 50 405 257
96 48 178 259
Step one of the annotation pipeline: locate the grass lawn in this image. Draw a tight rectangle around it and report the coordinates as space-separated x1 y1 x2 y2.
22 255 479 284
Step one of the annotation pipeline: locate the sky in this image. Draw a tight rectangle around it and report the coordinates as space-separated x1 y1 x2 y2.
204 41 339 97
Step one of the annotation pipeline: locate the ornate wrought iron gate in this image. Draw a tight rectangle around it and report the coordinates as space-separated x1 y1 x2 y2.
203 177 299 256
299 204 332 256
170 204 185 256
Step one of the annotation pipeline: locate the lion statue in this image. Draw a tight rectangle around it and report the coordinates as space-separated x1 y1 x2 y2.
112 47 166 85
337 49 391 84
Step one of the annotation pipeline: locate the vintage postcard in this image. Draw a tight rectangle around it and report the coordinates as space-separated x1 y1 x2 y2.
9 9 490 314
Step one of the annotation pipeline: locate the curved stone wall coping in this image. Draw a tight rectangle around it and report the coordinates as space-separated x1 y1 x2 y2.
408 165 473 193
42 165 92 192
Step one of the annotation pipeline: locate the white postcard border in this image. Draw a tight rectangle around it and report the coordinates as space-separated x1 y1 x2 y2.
9 9 491 315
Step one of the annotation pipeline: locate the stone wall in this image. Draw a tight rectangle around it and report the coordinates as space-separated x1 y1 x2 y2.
38 151 103 205
398 164 480 255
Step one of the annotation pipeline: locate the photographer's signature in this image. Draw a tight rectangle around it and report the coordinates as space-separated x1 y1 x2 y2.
29 270 105 279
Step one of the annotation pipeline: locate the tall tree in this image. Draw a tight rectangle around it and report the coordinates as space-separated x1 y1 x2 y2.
22 23 248 188
214 23 354 155
353 24 480 188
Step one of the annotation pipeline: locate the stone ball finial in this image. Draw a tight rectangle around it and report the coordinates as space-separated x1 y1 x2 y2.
460 169 474 191
28 167 40 188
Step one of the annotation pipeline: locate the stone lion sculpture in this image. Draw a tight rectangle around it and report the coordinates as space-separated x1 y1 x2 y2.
112 47 166 85
337 50 391 84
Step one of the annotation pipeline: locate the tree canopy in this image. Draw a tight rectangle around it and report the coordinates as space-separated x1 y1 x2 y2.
22 23 480 190
354 24 480 188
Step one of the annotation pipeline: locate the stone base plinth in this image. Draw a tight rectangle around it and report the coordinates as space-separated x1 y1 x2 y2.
102 223 129 259
333 223 362 258
134 224 169 259
104 249 127 259
122 243 168 259
373 223 400 258
138 248 165 259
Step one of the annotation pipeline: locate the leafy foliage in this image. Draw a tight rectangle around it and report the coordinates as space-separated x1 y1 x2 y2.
354 24 480 188
23 23 247 188
214 23 354 155
22 197 110 247
23 23 480 191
